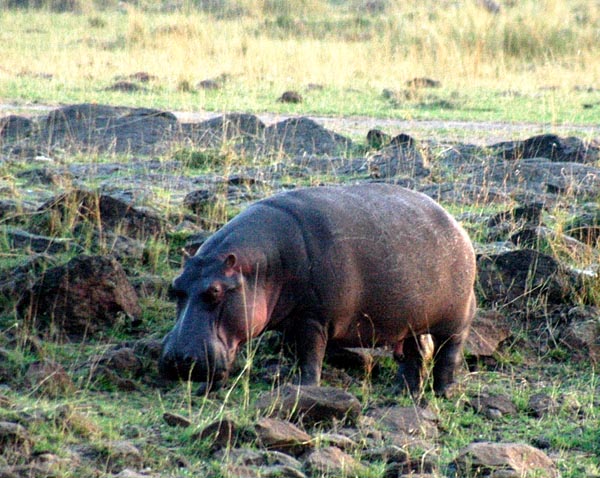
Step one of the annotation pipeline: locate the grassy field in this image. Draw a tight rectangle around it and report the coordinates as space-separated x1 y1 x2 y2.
0 2 599 478
0 0 599 123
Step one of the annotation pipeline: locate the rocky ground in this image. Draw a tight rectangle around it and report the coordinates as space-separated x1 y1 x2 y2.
0 103 599 477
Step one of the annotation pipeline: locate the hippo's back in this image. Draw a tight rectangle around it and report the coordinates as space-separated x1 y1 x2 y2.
259 183 476 344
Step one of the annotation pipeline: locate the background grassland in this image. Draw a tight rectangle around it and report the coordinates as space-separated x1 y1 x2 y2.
0 0 599 124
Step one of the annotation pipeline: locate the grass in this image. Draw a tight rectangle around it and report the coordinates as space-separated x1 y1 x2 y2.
0 0 599 124
0 1 599 477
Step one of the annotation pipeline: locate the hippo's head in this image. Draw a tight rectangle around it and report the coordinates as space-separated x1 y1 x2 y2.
158 252 269 389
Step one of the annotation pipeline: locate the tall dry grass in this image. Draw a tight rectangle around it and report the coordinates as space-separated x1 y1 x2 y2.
0 0 598 94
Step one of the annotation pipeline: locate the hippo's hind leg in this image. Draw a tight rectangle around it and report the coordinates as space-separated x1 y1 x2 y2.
394 335 424 395
431 295 475 397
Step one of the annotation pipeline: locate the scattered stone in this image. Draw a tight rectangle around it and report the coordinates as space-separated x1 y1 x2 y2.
17 254 141 340
315 433 358 451
465 310 511 358
196 79 220 90
256 385 361 425
163 412 191 428
0 226 80 254
477 249 578 308
363 447 406 467
469 392 517 419
196 418 241 449
467 158 600 198
278 91 303 104
487 202 545 228
368 142 429 178
255 417 313 456
37 189 165 238
561 306 600 363
24 360 74 398
452 442 558 478
564 209 600 245
0 421 31 456
184 113 265 150
527 393 558 418
366 129 391 149
302 446 362 476
365 406 439 440
491 134 600 163
40 103 178 155
0 115 32 140
264 117 353 156
105 81 146 93
94 440 143 474
406 77 441 88
96 347 143 378
478 0 501 13
214 448 303 469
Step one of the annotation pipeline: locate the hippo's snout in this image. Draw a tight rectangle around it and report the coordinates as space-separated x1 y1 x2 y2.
158 332 230 384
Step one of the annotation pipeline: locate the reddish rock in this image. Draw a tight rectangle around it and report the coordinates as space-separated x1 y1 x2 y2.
17 255 141 339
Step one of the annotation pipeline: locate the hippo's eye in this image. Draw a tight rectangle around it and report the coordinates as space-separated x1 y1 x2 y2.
168 286 187 301
203 283 224 304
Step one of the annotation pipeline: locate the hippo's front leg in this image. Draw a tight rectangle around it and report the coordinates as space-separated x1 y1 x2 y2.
293 316 329 386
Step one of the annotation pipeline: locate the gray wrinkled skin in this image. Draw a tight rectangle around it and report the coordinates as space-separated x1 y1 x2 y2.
159 184 476 397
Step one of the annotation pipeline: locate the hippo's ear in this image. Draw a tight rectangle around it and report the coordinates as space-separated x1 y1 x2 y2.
224 253 238 270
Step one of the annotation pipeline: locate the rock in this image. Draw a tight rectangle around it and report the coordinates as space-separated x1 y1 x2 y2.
315 433 358 451
105 81 146 92
16 166 73 186
6 0 81 12
213 448 303 469
17 254 141 339
478 0 501 13
162 412 191 428
96 347 143 378
406 78 441 88
452 442 558 478
508 227 591 257
196 418 240 449
469 392 517 419
368 143 429 179
264 117 353 157
487 202 545 228
255 418 313 456
0 421 31 455
40 103 178 155
366 129 391 149
325 347 386 375
560 306 600 363
24 360 74 398
37 189 165 238
256 385 361 425
564 209 600 245
465 310 511 358
0 226 80 254
467 158 600 198
0 115 32 140
491 134 600 163
365 406 438 440
302 446 362 476
527 393 558 418
93 440 143 474
362 445 408 464
477 249 577 308
278 91 303 103
183 113 265 151
419 182 510 205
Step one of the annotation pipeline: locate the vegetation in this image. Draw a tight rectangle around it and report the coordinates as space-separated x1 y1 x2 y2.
0 0 599 123
0 1 598 477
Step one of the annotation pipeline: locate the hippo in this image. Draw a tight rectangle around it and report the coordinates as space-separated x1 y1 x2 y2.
159 183 476 397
